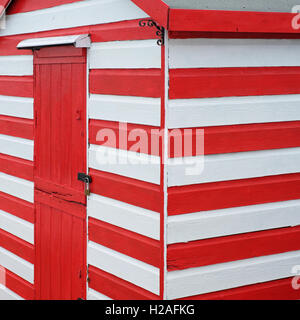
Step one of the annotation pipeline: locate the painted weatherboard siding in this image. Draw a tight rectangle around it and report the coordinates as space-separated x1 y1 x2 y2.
0 96 33 119
87 288 112 301
0 134 33 161
167 250 300 300
0 56 33 76
169 38 300 69
0 285 23 300
1 0 148 36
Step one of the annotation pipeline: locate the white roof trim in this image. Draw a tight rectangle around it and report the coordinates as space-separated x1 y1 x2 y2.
17 34 91 49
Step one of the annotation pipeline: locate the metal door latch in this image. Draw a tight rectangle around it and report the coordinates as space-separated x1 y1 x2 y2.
78 173 92 196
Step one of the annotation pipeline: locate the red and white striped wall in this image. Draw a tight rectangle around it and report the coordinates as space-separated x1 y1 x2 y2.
165 36 300 300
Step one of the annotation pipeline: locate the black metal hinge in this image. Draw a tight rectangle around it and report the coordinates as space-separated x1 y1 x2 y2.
139 19 165 46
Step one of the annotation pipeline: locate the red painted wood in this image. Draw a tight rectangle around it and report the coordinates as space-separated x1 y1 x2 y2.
7 0 83 14
170 67 300 99
169 9 300 34
0 116 33 140
179 277 300 300
89 120 161 156
169 122 300 157
5 268 35 300
90 69 161 98
0 229 34 264
0 76 33 97
34 46 87 300
89 218 160 268
0 153 33 181
0 0 10 15
88 265 159 300
90 169 161 213
168 173 300 215
168 226 300 271
0 191 34 223
131 0 169 28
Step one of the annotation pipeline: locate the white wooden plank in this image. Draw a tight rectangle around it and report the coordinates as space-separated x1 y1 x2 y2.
168 94 300 129
168 147 300 187
89 94 161 127
90 40 161 69
88 241 159 295
169 38 300 68
0 172 34 203
0 134 33 161
89 145 161 185
0 95 33 119
0 284 23 300
168 200 300 244
0 247 34 284
0 209 34 244
88 193 160 240
87 289 112 301
1 0 148 36
0 56 33 76
167 250 300 299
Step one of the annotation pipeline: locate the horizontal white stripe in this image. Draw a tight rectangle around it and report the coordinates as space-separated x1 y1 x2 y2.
168 94 300 128
87 289 112 301
89 94 161 127
0 56 33 76
0 247 34 284
0 172 34 203
90 40 161 69
169 38 300 68
0 95 33 120
0 210 34 244
88 194 160 240
0 284 23 300
168 147 300 187
0 134 33 161
88 241 159 295
167 250 300 299
89 145 161 185
168 200 300 244
1 0 147 36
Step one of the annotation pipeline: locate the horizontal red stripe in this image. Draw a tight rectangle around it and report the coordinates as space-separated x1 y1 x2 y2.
0 191 34 223
0 76 33 97
169 122 300 157
88 265 159 300
169 9 300 34
90 169 161 213
170 67 300 99
90 69 161 98
7 0 83 14
168 226 300 271
89 218 160 268
0 153 33 181
0 116 34 140
179 277 300 300
4 268 35 300
89 120 161 156
0 229 34 264
168 173 300 215
0 20 157 56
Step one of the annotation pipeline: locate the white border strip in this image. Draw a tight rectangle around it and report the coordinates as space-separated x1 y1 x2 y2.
168 147 300 187
167 250 300 299
88 241 160 295
0 209 34 244
167 199 300 244
0 172 34 203
0 247 34 284
168 94 300 128
0 134 33 161
169 38 300 68
89 145 161 185
0 56 33 76
90 40 161 69
89 94 161 127
88 193 160 240
0 95 33 120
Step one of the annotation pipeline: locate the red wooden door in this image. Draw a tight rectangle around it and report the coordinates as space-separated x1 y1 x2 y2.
34 46 87 300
